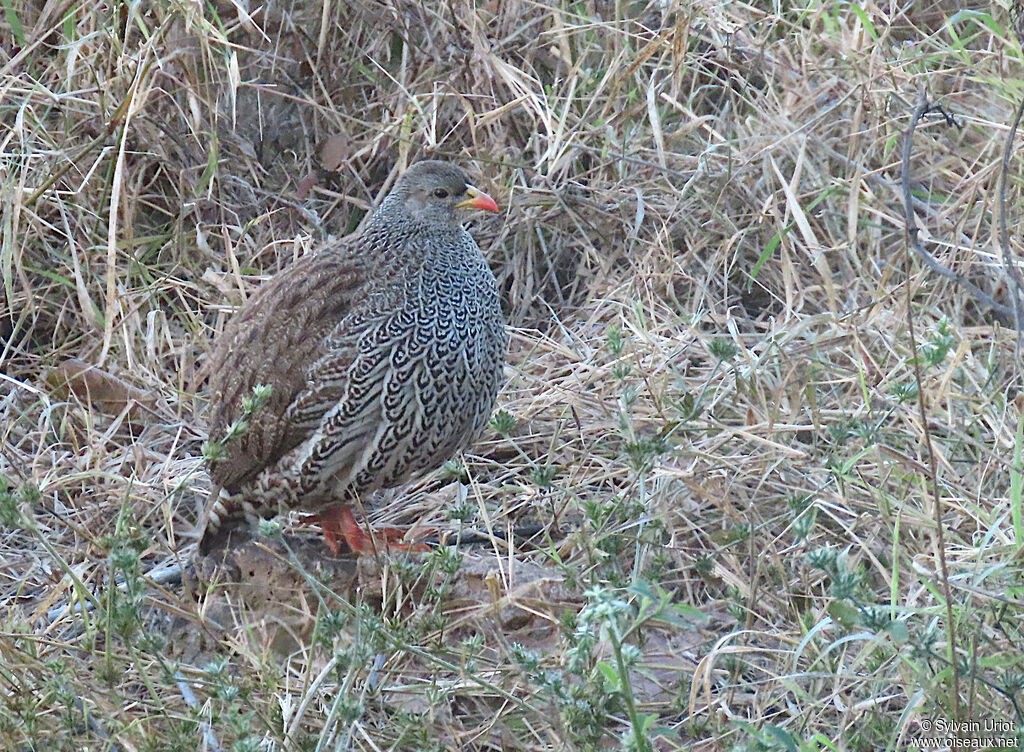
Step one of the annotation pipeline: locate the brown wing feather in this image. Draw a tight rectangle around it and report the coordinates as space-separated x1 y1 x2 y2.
206 247 366 491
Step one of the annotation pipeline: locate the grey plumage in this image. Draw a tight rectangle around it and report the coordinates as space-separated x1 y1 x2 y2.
198 161 506 554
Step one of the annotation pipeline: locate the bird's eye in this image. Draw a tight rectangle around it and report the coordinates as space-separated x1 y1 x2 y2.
433 188 449 199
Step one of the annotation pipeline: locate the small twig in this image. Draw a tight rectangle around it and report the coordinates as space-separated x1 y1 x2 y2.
44 560 183 624
72 696 120 750
365 653 386 690
900 93 1016 323
997 94 1024 348
901 88 962 721
431 523 546 548
270 536 542 715
175 670 223 752
220 174 323 227
38 557 215 749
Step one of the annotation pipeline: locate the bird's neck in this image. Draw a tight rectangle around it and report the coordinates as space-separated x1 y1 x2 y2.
373 191 405 220
368 196 463 242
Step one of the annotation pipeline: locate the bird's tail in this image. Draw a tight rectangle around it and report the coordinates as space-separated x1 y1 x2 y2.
196 486 256 555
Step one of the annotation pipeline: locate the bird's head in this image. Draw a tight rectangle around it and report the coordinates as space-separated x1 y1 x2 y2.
389 160 499 226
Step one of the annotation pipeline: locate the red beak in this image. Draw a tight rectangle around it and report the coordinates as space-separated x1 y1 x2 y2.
456 184 499 213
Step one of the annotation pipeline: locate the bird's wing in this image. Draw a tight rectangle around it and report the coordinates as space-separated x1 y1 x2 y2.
205 248 368 491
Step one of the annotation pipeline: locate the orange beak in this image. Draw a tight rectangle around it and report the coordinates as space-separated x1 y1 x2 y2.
456 184 499 213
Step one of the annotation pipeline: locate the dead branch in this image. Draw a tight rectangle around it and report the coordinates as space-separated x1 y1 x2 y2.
900 91 1017 324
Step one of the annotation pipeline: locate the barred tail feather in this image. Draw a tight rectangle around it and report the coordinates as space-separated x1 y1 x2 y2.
197 487 257 555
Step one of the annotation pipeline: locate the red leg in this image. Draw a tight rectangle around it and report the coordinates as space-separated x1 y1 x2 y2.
306 507 346 555
311 506 430 555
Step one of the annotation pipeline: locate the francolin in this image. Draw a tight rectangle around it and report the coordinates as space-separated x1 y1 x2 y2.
198 160 505 555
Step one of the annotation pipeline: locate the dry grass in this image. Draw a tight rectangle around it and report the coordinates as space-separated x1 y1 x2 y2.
2 0 1024 750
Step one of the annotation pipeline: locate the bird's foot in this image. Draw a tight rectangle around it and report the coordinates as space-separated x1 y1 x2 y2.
307 507 431 556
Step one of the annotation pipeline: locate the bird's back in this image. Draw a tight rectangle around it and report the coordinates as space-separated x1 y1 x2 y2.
205 246 370 492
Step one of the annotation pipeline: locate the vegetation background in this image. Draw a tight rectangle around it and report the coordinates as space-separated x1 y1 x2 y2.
2 0 1023 750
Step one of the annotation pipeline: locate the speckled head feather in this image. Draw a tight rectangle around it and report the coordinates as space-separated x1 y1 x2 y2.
198 160 506 555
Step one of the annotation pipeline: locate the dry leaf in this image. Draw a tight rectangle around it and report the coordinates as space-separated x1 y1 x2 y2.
294 173 318 201
46 358 154 418
319 133 349 172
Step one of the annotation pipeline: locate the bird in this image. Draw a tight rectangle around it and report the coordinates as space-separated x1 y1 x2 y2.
197 160 506 556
